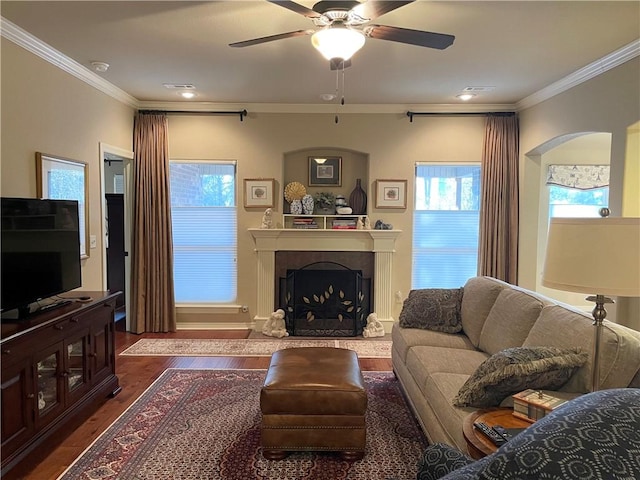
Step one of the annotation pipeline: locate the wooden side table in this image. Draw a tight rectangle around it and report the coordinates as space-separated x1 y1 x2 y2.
462 408 531 459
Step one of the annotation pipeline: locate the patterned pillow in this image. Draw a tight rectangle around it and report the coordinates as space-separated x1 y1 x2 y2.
453 346 588 407
398 288 464 333
441 389 640 480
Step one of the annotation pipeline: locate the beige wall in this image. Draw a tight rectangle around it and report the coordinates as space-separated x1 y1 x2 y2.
167 113 485 323
3 38 638 329
519 58 639 286
1 38 135 291
519 57 640 328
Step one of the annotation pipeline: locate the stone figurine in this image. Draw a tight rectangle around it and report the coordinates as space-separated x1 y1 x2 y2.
356 217 364 229
363 217 371 230
363 312 385 338
260 208 273 229
262 309 289 338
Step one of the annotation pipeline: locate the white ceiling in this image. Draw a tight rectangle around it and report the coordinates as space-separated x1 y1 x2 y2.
2 1 639 110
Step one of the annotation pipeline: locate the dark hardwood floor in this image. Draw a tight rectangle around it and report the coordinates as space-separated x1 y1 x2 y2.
6 329 393 480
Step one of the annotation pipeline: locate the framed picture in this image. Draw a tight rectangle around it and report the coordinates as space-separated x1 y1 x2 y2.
36 152 89 258
244 178 275 208
375 179 407 209
308 156 342 186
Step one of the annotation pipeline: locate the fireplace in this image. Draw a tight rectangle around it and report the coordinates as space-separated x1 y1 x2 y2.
249 229 401 331
280 262 370 336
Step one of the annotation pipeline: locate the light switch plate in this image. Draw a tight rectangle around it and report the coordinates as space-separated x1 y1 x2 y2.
90 235 97 249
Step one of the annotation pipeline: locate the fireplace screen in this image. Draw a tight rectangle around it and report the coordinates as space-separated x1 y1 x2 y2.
281 262 370 337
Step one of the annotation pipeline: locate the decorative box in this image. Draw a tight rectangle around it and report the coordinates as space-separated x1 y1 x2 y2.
512 389 568 423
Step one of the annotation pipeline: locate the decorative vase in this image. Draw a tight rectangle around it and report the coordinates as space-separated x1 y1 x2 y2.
290 199 303 214
302 194 314 215
349 179 367 215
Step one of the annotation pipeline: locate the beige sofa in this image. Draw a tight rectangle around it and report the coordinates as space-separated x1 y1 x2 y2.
391 276 640 452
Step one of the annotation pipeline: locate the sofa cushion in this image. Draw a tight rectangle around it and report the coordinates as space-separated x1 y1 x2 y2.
452 346 588 407
392 323 475 364
460 277 508 347
478 288 545 355
399 288 464 333
523 305 640 392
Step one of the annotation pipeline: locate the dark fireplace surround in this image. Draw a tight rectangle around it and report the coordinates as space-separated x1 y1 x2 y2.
276 252 373 337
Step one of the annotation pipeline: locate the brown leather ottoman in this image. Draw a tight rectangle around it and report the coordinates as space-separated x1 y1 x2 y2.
260 347 367 460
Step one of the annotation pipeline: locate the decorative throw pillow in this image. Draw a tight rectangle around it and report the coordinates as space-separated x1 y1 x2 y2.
399 288 464 333
452 346 588 408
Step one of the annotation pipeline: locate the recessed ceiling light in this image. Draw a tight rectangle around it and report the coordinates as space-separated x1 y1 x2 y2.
180 91 197 99
456 93 476 101
320 93 336 101
90 61 109 73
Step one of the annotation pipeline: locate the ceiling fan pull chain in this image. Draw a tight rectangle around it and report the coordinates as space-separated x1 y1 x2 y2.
335 67 340 124
341 63 346 105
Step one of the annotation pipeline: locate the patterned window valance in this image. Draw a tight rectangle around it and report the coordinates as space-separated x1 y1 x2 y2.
546 165 610 190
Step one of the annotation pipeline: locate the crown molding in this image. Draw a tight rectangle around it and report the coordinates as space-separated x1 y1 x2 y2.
1 17 139 108
517 39 640 111
3 15 637 114
137 101 517 115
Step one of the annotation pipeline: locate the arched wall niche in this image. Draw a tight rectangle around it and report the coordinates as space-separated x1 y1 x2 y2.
282 146 369 219
526 131 613 311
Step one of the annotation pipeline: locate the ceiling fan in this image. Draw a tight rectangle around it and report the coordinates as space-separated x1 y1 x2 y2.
230 0 455 69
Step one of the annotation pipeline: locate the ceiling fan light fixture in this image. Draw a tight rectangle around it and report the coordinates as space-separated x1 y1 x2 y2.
311 26 365 61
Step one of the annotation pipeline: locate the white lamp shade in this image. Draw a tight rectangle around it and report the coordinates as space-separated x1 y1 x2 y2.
542 217 640 297
311 27 365 61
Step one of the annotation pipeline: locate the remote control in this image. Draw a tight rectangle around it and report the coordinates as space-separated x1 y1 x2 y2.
492 425 512 440
473 421 506 446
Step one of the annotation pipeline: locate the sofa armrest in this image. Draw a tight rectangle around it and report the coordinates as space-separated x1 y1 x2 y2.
417 443 475 480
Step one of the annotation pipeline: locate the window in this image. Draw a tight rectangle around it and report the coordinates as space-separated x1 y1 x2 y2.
547 165 609 219
413 165 481 288
169 161 237 303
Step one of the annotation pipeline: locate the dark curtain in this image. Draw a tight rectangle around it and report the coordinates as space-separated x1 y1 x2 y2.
478 113 520 284
131 113 176 333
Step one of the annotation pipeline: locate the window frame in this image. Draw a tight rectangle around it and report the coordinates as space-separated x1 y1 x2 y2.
412 162 481 289
169 159 238 305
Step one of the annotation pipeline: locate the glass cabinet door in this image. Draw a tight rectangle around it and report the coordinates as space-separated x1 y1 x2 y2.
36 351 61 417
65 337 87 394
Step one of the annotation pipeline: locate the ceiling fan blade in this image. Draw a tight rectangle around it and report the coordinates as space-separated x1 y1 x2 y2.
364 24 454 49
267 0 321 18
351 1 414 21
229 30 314 48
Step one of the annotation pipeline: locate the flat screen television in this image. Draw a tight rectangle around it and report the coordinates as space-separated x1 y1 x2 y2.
1 197 82 318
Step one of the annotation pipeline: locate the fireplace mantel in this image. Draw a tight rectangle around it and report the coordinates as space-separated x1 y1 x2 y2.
248 228 401 330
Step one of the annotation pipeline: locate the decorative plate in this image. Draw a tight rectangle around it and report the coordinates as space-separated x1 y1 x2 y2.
284 181 306 202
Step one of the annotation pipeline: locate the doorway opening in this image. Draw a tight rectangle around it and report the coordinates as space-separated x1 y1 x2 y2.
100 143 133 331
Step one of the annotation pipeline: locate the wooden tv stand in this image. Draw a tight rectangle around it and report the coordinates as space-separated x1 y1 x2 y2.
1 291 121 475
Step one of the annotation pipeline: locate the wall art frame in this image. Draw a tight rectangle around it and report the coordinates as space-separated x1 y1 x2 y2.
244 178 275 208
375 179 407 209
36 152 89 258
308 156 342 186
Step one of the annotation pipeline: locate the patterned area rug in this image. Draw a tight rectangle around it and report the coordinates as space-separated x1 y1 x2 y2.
120 338 392 358
58 369 428 480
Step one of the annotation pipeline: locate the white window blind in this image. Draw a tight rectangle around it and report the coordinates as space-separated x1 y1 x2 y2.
113 174 124 194
413 165 481 288
170 161 237 303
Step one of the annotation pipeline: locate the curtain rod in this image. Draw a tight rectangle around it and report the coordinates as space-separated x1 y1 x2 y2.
406 111 516 122
138 109 248 122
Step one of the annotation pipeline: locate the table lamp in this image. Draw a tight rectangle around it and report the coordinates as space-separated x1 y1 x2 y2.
542 211 640 391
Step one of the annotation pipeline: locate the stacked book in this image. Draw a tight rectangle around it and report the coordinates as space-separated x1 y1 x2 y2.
292 217 318 229
512 389 568 423
332 218 357 229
